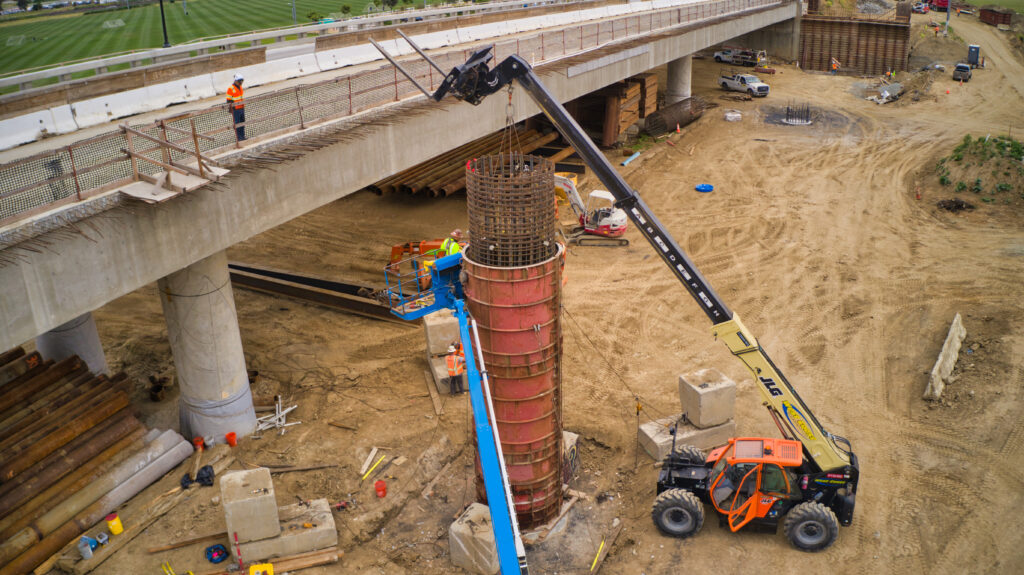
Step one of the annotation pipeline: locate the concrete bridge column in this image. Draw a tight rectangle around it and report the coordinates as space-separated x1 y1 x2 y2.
35 313 108 375
665 55 693 106
158 250 257 439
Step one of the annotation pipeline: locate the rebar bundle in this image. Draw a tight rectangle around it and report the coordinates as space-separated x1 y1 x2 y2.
466 154 555 268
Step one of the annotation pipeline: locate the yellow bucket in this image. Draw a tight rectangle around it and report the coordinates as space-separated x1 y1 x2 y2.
105 513 123 535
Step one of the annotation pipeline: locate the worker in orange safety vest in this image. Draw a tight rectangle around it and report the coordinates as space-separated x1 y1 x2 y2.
227 73 246 141
445 343 466 394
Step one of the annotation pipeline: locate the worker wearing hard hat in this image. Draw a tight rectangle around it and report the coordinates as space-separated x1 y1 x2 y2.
445 343 466 394
227 73 246 141
439 229 464 256
420 229 465 289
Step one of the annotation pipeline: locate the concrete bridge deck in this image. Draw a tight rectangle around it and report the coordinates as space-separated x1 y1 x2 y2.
0 0 800 353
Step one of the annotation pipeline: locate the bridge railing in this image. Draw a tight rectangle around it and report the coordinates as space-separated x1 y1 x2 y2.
0 0 784 226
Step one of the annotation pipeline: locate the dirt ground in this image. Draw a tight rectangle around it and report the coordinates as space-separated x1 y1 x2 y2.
82 13 1024 575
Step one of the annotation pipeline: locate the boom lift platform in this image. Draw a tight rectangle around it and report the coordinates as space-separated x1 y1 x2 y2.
373 30 858 553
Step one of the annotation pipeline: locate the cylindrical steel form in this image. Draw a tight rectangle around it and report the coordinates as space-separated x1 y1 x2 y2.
464 154 563 529
466 154 557 268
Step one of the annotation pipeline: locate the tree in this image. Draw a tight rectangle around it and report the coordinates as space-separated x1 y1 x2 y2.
32 0 42 11
17 0 29 11
306 10 323 21
381 0 398 9
339 4 351 15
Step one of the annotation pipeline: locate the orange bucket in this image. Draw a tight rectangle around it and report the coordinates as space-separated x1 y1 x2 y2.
225 432 237 447
374 480 387 498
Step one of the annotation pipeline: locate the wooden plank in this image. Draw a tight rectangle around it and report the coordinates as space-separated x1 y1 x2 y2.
122 125 216 162
589 522 624 574
423 369 444 416
195 547 340 575
359 447 379 476
147 531 226 554
269 464 338 474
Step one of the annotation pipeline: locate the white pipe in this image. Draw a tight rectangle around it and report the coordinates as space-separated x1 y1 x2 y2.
470 317 528 560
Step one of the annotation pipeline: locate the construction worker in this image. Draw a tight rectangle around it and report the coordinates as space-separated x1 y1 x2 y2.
445 343 466 394
830 58 840 75
226 73 246 141
439 229 464 257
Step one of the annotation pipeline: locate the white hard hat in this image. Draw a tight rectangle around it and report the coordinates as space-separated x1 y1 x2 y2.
447 344 456 353
233 73 244 82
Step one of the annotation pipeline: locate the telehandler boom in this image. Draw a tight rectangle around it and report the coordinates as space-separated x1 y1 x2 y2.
375 35 858 553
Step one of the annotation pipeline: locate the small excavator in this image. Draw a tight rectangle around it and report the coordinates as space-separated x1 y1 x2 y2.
372 30 859 563
554 174 629 247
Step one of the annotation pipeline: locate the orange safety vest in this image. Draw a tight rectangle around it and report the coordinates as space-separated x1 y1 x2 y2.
446 349 465 376
226 84 244 109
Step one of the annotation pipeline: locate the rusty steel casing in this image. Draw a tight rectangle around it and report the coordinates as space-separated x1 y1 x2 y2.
466 154 557 268
463 245 564 529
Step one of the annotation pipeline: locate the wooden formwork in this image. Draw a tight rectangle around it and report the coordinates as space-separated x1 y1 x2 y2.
799 17 910 76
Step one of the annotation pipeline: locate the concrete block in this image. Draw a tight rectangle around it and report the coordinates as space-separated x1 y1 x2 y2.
562 430 580 483
233 499 338 562
450 503 499 575
679 369 736 429
639 415 735 461
924 313 967 400
424 309 461 356
429 355 456 395
221 467 280 544
0 110 53 150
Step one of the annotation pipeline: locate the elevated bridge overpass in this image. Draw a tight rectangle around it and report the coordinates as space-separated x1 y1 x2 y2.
0 0 802 437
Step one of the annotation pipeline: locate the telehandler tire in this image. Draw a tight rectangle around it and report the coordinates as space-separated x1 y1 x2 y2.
666 444 705 466
651 489 704 538
783 501 839 552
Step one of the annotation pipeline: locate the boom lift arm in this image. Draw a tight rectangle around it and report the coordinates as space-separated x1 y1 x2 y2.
376 37 854 476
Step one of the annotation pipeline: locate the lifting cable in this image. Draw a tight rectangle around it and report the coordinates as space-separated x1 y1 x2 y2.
561 306 673 426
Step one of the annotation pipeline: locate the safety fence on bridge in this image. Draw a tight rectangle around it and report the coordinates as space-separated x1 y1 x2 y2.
0 0 784 226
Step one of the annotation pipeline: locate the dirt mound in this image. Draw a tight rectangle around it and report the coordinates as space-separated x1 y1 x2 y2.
908 22 969 68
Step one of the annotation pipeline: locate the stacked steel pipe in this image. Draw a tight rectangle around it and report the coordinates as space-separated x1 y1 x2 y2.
366 129 559 197
462 154 564 529
0 347 191 574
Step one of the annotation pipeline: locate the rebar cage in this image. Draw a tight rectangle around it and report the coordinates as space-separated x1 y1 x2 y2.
466 154 556 268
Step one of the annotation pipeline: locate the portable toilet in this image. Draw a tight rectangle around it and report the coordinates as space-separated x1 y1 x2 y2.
968 45 980 67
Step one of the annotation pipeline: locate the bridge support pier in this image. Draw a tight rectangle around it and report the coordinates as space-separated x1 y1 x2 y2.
665 55 693 106
35 312 108 375
158 250 257 440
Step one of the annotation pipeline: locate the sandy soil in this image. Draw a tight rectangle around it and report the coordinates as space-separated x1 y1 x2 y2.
86 13 1024 575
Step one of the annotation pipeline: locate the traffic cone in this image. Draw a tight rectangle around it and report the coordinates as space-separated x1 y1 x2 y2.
676 123 680 133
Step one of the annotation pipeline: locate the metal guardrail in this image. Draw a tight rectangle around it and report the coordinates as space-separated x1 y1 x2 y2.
0 0 566 90
805 7 910 23
0 0 783 226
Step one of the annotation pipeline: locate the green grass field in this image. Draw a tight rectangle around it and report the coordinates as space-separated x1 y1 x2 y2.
963 0 1024 13
0 0 385 75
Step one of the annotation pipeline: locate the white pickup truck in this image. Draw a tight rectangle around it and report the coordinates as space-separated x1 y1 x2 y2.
719 73 770 97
